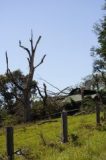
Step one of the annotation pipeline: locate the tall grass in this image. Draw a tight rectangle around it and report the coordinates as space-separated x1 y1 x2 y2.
0 114 106 160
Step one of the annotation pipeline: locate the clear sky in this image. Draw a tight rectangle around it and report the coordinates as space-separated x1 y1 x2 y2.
0 0 105 91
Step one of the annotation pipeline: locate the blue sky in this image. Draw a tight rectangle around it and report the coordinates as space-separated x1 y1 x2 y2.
0 0 105 91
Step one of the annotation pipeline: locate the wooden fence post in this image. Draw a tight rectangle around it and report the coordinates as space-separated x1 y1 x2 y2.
6 127 14 160
95 94 101 126
104 107 106 121
61 109 68 143
96 102 100 126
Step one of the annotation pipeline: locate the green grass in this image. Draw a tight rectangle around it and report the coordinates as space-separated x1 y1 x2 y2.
0 114 106 160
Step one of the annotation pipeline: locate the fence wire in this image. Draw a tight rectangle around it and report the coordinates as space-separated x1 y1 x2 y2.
35 108 80 122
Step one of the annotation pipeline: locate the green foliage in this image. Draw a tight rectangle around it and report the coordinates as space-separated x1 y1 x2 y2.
31 99 62 120
81 96 95 113
91 2 106 89
0 70 37 123
31 101 45 120
70 133 80 146
2 114 17 126
0 70 24 113
83 74 106 90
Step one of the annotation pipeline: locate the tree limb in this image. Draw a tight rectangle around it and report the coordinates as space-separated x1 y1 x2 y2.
5 51 9 74
36 84 44 99
30 30 33 53
19 40 31 58
43 83 48 99
33 36 41 53
34 54 46 69
5 52 23 91
38 76 61 92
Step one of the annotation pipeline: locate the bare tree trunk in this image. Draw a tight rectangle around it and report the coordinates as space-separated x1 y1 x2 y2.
23 100 31 122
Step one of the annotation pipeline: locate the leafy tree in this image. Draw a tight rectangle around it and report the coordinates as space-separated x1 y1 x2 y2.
82 74 105 90
0 70 26 113
0 73 15 113
90 2 106 123
91 1 106 89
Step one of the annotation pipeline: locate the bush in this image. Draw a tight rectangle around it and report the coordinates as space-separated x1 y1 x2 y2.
31 99 62 121
31 101 45 120
81 96 95 113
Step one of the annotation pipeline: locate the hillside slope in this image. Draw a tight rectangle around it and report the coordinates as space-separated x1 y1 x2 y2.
0 114 106 160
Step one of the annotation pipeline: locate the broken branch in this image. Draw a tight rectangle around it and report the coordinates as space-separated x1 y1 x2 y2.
33 36 41 53
19 40 31 58
34 54 46 69
5 52 23 91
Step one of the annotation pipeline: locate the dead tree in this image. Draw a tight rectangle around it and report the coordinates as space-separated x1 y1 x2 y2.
6 33 46 122
36 83 48 116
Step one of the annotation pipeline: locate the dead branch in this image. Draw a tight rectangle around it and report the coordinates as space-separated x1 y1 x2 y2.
38 86 56 95
43 83 48 99
33 36 41 53
37 75 71 95
5 51 9 74
38 77 61 92
36 83 48 107
5 33 46 122
34 54 46 69
5 52 23 91
36 84 44 99
30 30 33 53
19 40 31 58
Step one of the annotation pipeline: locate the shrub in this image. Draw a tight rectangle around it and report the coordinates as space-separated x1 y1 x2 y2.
81 96 95 113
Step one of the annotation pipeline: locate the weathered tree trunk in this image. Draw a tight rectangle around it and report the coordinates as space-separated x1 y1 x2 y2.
23 99 31 122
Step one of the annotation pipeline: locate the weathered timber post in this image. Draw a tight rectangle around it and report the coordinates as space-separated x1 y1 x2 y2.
103 104 106 122
95 93 101 126
61 109 68 143
81 87 84 100
6 127 14 160
104 106 106 121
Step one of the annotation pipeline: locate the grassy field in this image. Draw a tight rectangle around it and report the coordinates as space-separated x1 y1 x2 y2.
0 114 106 160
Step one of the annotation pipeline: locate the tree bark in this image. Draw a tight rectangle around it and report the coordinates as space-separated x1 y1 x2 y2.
23 99 31 122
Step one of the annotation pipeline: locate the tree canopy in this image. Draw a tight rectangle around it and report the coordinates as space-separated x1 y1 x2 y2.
91 3 106 89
